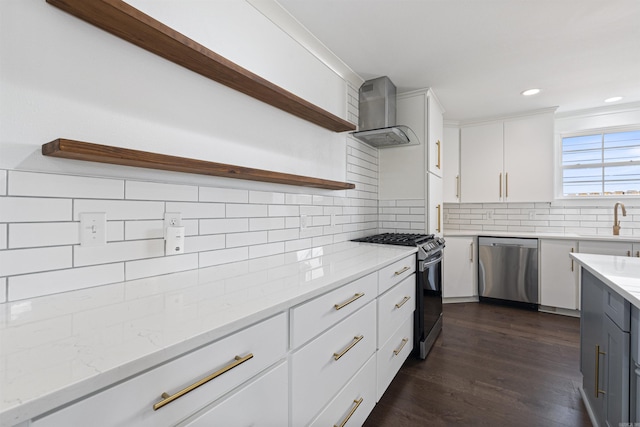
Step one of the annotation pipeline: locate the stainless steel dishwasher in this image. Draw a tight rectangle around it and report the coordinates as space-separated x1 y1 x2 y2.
478 237 539 309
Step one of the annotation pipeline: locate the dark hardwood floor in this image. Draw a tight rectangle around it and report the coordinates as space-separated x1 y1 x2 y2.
364 302 591 427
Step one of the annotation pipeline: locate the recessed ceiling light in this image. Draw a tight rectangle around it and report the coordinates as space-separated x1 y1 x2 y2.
604 96 623 103
521 88 541 96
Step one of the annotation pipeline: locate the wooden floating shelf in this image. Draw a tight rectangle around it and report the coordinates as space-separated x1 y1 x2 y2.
42 139 356 191
45 0 356 133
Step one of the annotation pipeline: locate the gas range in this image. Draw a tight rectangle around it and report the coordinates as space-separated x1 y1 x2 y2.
352 233 445 260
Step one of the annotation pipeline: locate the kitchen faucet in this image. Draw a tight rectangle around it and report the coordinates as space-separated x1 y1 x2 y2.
613 202 627 235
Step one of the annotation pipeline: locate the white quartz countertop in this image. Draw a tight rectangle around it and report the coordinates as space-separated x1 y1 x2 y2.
571 253 640 308
0 242 417 427
444 230 640 242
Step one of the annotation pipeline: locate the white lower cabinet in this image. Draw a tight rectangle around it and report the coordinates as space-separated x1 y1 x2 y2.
376 315 413 401
291 301 377 427
178 362 288 427
308 355 377 427
443 236 476 299
31 313 287 427
579 240 633 256
540 239 579 310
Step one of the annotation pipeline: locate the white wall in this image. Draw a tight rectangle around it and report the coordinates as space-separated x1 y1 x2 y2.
0 0 350 185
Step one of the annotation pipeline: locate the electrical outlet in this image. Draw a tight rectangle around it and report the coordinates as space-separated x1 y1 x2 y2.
486 211 493 220
529 212 535 220
164 212 182 238
300 214 308 230
331 213 336 226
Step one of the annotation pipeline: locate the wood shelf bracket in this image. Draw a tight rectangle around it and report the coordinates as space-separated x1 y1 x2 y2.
42 139 356 191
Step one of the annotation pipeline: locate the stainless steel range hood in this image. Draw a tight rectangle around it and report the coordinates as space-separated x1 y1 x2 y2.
351 76 420 148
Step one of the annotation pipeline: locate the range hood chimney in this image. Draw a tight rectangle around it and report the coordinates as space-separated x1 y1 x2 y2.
351 76 420 148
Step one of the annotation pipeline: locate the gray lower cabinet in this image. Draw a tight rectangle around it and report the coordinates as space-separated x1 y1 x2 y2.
632 307 640 423
580 269 630 427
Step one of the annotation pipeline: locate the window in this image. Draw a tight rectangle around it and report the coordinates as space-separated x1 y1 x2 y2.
562 129 640 196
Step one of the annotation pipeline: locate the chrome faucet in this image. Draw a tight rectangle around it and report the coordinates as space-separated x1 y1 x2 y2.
613 202 627 235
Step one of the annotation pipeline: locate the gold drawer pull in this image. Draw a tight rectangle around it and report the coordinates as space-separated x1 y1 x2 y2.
395 296 411 309
393 338 409 356
333 335 364 361
394 266 410 276
334 397 364 427
334 293 365 310
153 353 254 411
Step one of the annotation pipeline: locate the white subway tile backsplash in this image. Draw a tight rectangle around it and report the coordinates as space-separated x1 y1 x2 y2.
125 220 164 240
199 187 248 203
249 242 284 259
200 218 248 235
0 135 380 303
9 171 124 199
0 278 6 303
0 224 6 250
0 197 71 222
184 234 225 253
226 204 267 218
74 200 164 221
9 222 80 248
268 205 299 217
74 239 164 267
249 191 285 204
0 247 72 276
126 181 198 201
226 231 267 248
8 264 124 300
250 217 285 231
0 170 8 195
268 228 299 242
125 254 198 281
166 202 224 219
200 247 248 267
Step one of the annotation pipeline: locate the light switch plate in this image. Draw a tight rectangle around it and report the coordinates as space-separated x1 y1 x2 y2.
80 212 107 246
164 212 182 239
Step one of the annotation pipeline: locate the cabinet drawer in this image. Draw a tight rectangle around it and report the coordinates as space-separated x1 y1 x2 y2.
32 313 287 427
604 286 631 332
179 362 288 427
308 354 377 427
290 272 376 348
291 301 376 427
377 274 416 347
377 315 413 401
378 255 416 295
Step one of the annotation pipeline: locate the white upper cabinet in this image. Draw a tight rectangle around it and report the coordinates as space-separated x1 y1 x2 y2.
427 173 444 236
428 93 445 177
459 111 554 203
443 126 460 203
503 113 554 202
460 121 504 203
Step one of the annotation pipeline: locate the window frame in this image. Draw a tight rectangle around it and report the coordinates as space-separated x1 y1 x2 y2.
558 125 640 199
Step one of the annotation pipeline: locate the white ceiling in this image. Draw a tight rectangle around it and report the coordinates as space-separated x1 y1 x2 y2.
276 0 640 122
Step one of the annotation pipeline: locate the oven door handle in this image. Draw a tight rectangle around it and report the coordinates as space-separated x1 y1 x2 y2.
420 253 443 270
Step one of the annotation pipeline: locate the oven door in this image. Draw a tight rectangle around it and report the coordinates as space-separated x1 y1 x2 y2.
415 249 443 359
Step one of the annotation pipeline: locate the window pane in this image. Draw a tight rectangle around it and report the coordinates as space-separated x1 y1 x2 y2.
562 134 602 166
604 164 640 194
563 167 602 196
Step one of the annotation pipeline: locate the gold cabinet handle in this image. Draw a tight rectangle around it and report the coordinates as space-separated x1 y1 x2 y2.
153 353 253 411
628 250 631 257
505 172 509 198
636 251 639 257
469 242 474 262
570 248 574 272
455 175 460 199
595 345 606 398
393 338 409 356
395 296 411 309
333 397 364 427
333 335 364 361
334 293 365 310
436 204 441 233
436 140 441 169
394 266 410 276
499 173 502 198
